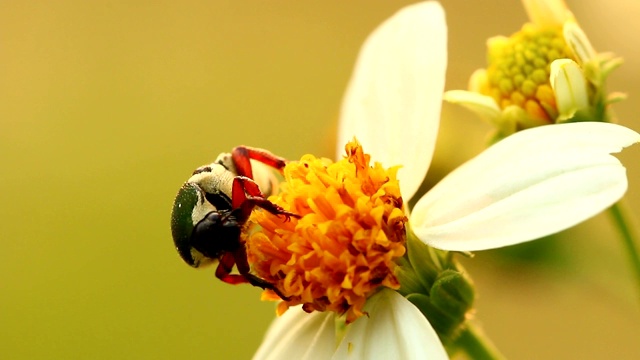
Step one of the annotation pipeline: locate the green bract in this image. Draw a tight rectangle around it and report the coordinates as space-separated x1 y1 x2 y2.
397 229 475 346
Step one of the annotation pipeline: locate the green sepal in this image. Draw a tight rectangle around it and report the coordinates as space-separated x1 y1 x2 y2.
406 293 458 343
404 269 475 344
430 269 475 322
606 92 627 105
599 55 623 80
397 227 476 345
395 256 429 295
406 230 441 291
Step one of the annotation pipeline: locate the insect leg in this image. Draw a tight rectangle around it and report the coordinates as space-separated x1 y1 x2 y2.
232 246 290 301
231 176 299 220
231 146 288 179
215 253 248 285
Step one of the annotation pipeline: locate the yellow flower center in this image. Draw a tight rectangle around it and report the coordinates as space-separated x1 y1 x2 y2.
481 23 575 123
245 140 407 323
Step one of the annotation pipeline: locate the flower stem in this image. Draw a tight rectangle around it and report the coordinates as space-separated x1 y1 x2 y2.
453 322 506 360
609 200 640 300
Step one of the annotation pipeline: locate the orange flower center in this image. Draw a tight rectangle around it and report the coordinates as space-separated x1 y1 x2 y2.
245 140 407 323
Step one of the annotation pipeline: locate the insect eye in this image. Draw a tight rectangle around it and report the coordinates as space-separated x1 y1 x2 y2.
204 192 232 211
192 166 212 175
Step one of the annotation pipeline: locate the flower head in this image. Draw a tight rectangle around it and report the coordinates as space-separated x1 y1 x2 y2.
445 0 624 141
247 140 407 323
475 24 572 123
251 1 639 359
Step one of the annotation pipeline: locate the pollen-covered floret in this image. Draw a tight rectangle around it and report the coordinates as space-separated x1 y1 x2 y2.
480 23 574 122
245 140 407 323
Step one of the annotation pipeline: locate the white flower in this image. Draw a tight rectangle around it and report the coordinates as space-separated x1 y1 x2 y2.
255 289 447 360
254 1 639 359
444 0 622 138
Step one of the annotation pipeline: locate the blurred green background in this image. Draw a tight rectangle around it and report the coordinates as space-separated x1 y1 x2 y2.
2 0 639 359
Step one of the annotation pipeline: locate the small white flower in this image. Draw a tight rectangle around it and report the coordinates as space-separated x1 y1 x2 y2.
254 1 639 358
444 0 621 139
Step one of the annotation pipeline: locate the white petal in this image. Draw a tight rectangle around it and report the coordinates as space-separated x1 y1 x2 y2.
522 0 573 27
253 307 336 360
337 1 447 200
443 90 501 125
550 59 589 120
411 122 640 251
563 21 596 64
332 289 448 360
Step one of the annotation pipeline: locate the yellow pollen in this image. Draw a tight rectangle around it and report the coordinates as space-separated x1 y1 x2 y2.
245 139 407 323
482 23 575 125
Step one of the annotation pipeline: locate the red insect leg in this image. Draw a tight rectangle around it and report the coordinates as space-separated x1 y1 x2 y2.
231 145 288 179
232 246 290 300
215 253 248 285
215 246 290 300
230 176 299 220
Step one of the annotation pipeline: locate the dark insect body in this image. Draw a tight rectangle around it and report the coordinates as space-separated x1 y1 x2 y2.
171 146 298 299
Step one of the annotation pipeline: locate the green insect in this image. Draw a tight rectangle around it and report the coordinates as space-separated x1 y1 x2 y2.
171 146 298 299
